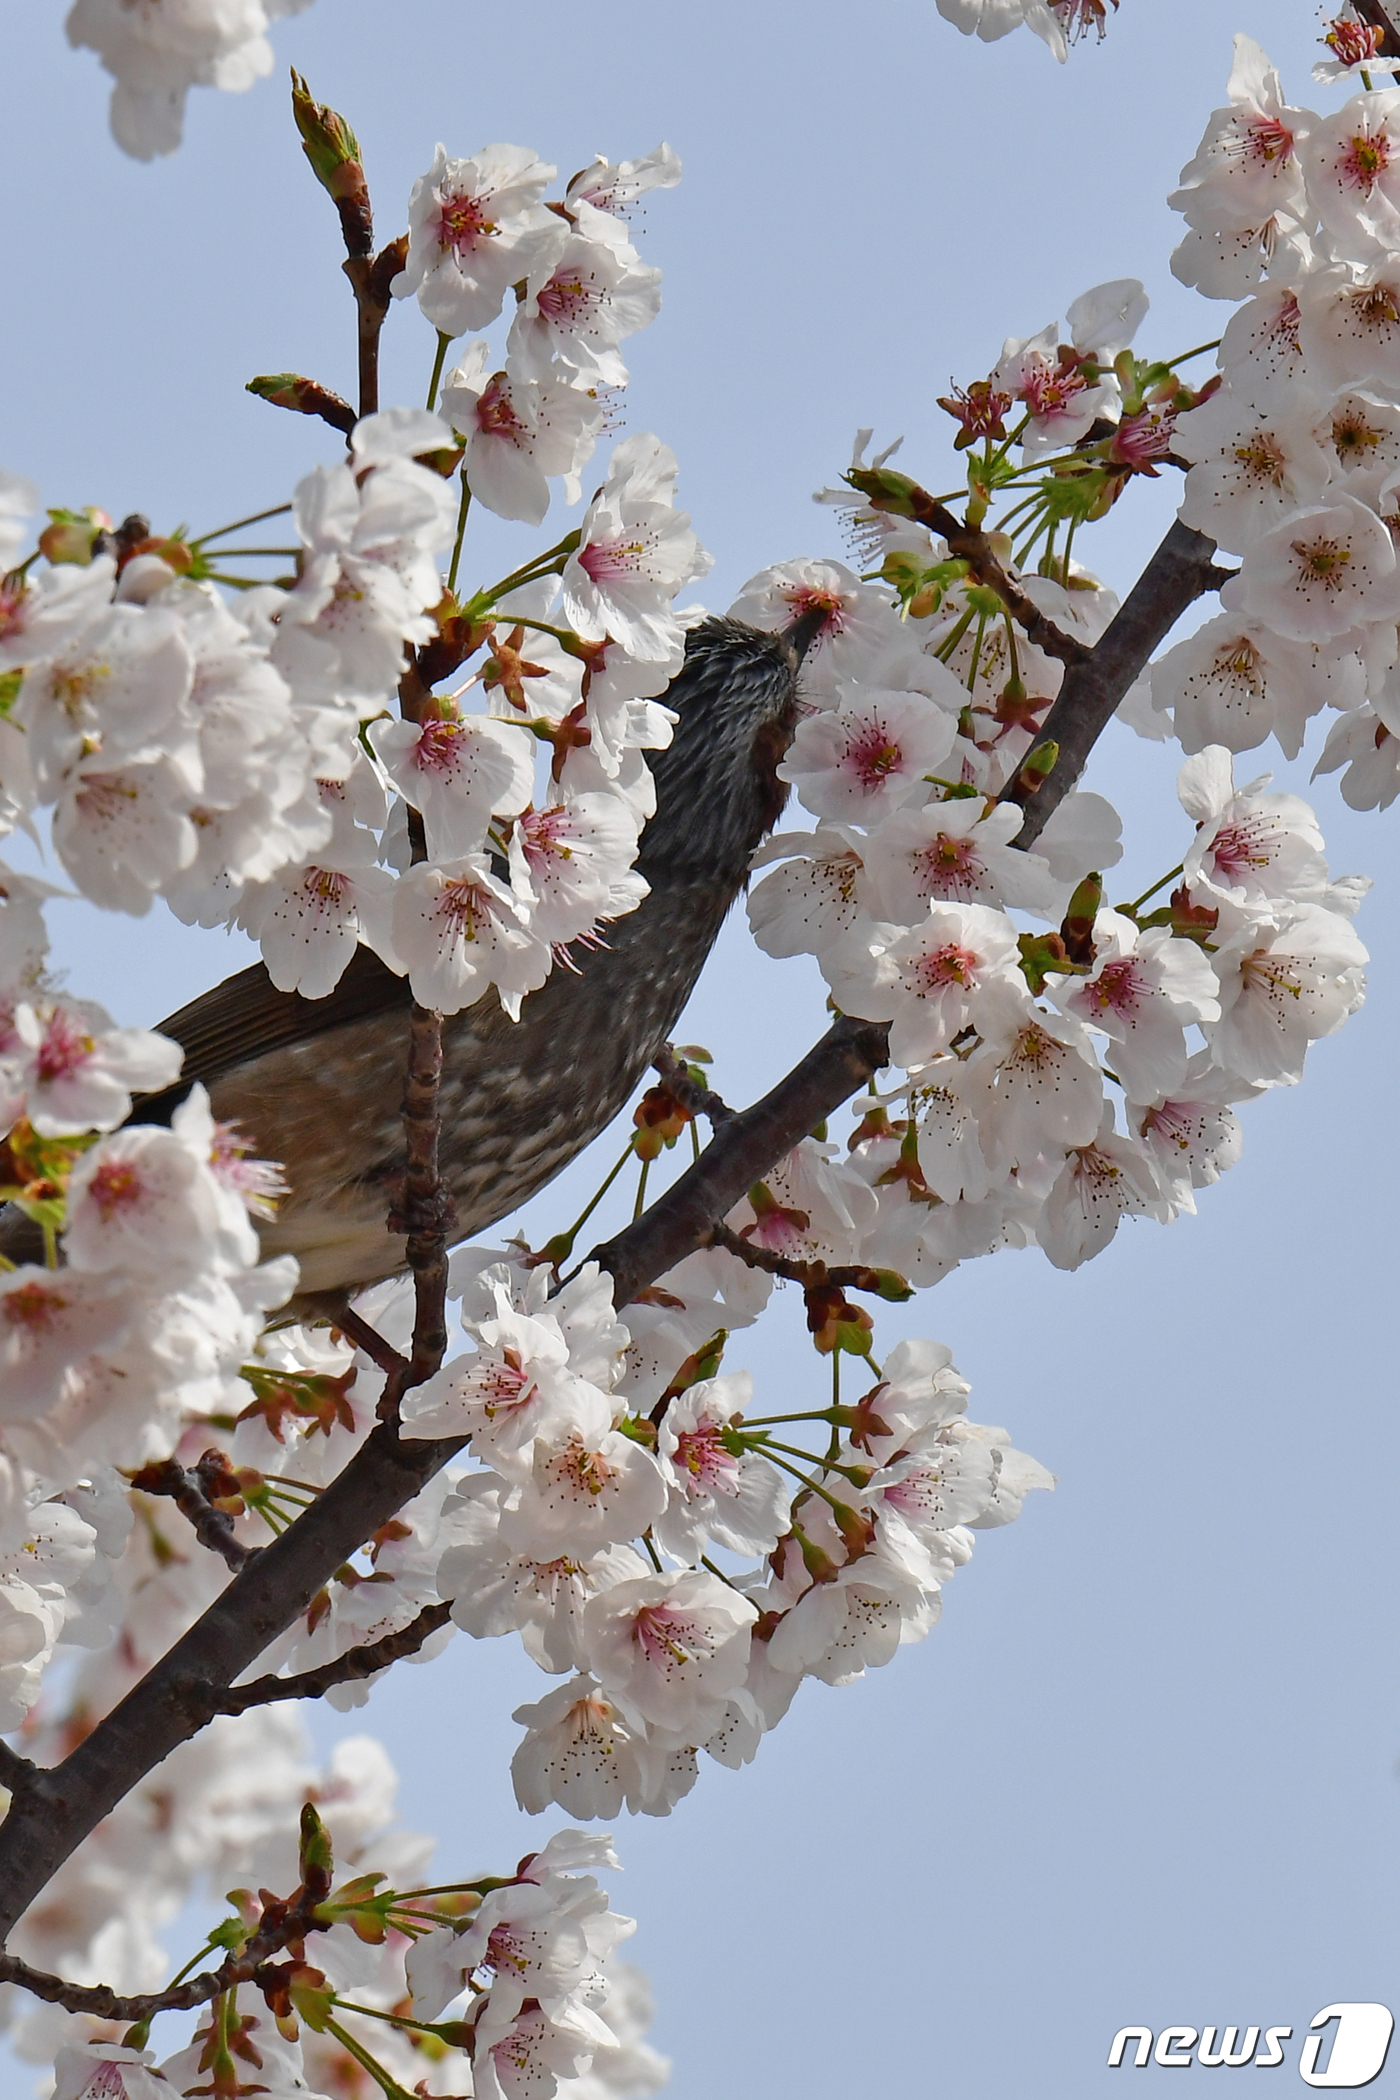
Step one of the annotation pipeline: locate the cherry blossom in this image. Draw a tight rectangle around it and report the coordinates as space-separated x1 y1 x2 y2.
391 856 551 1017
560 436 711 662
440 342 605 526
394 142 565 337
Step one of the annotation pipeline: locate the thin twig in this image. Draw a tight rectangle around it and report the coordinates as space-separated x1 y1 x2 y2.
332 1302 410 1381
705 1219 903 1297
204 1600 452 1716
128 1458 256 1573
653 1046 735 1125
343 235 408 421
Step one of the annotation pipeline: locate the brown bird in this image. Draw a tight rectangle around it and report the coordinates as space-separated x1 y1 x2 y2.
1 615 815 1316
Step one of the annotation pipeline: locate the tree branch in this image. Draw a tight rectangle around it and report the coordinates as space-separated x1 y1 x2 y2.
705 1219 905 1297
1000 517 1221 846
127 1457 257 1573
0 500 1221 1953
652 1045 735 1125
201 1600 453 1718
916 494 1091 667
343 235 408 421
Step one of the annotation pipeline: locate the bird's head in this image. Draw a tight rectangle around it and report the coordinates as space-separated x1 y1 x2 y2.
638 611 822 892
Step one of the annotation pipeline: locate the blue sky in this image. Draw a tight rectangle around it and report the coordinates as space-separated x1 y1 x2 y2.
2 4 1396 2094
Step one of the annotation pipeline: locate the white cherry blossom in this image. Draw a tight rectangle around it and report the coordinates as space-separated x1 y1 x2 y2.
394 142 565 336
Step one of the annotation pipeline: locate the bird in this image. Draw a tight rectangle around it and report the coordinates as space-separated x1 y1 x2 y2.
2 614 817 1319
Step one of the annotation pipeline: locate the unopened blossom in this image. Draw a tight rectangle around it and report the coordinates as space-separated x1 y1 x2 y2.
777 685 957 826
1054 912 1221 1100
440 340 605 526
394 141 564 335
391 855 551 1017
368 707 535 861
1224 491 1400 642
827 901 1027 1069
561 434 711 662
654 1372 790 1561
508 230 663 386
1178 748 1329 909
580 1570 756 1740
1207 904 1368 1084
1038 1106 1169 1269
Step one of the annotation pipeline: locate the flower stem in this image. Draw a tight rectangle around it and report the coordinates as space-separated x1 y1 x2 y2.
446 472 473 595
1124 862 1184 915
195 502 293 545
426 331 452 414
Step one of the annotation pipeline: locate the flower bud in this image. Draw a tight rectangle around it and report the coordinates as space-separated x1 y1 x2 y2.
290 70 373 258
37 507 111 566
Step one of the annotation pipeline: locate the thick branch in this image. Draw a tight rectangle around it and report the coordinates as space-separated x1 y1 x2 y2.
594 1015 893 1307
1001 517 1221 847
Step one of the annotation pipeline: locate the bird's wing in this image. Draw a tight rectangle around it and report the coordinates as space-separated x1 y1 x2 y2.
133 943 414 1119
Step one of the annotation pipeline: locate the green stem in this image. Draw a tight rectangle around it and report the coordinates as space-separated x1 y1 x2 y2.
426 330 452 414
965 613 988 695
548 1141 636 1260
464 530 582 616
446 472 473 596
935 606 976 664
195 502 293 546
41 1222 57 1270
642 1531 663 1573
323 2017 419 2100
1124 862 1185 915
1165 337 1222 369
762 1448 858 1517
632 1154 652 1221
205 546 300 558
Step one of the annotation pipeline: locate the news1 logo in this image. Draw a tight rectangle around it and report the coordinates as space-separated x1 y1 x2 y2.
1108 2005 1395 2085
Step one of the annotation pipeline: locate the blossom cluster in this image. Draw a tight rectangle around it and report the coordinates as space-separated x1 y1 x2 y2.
66 0 317 159
733 524 1367 1278
0 139 699 1029
1123 31 1400 818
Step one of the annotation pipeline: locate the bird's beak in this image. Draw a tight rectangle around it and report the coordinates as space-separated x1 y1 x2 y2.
783 603 830 665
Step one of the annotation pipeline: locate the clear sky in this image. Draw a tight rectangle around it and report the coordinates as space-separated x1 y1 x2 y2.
2 4 1396 2095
